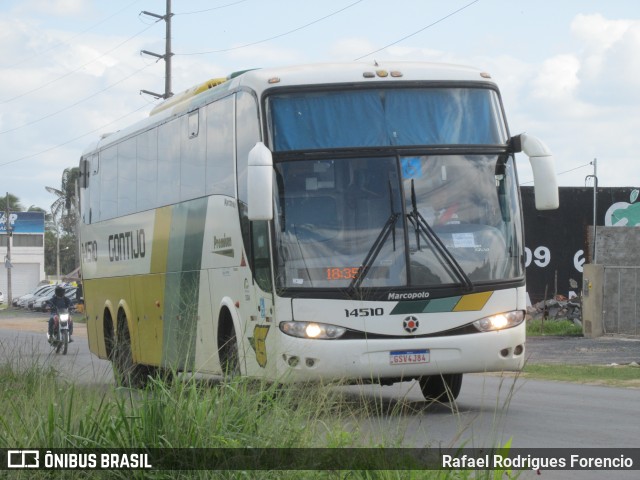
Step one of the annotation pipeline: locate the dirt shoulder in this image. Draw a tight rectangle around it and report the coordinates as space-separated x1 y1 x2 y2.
0 309 87 337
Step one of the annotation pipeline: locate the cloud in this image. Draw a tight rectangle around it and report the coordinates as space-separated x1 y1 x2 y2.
570 14 640 105
225 43 302 66
532 54 580 101
13 0 90 17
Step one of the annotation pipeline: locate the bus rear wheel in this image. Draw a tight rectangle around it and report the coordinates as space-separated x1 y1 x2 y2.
418 373 463 402
111 311 149 388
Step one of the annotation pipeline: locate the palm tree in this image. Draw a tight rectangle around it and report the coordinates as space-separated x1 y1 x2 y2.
0 193 24 212
46 167 80 278
45 167 80 235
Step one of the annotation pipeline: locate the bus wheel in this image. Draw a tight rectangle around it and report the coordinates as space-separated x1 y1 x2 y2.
112 311 148 388
418 373 463 402
219 320 240 377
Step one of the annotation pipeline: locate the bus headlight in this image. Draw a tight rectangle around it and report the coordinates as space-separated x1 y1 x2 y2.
473 311 524 332
280 321 347 339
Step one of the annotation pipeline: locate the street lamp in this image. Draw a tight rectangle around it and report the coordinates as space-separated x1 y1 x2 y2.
585 158 598 263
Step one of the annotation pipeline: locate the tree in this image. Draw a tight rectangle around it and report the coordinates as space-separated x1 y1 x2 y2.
44 232 77 276
0 193 24 212
45 167 80 278
45 167 80 235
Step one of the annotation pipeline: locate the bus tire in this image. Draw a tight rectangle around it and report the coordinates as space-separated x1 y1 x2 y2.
218 312 240 377
112 310 148 388
418 373 462 402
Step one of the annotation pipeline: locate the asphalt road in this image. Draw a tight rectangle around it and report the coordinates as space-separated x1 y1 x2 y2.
0 311 112 384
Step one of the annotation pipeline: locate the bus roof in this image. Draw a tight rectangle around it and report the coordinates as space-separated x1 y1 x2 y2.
234 61 494 91
82 61 495 155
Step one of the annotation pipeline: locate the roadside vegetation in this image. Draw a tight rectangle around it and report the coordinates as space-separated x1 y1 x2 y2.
0 347 517 480
526 318 583 337
524 317 640 386
523 363 640 388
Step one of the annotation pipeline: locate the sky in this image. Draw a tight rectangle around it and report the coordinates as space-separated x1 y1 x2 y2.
0 0 639 211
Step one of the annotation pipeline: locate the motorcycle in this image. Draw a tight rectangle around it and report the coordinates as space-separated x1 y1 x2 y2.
49 308 71 355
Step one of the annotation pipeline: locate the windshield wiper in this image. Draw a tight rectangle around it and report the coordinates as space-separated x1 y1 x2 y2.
349 181 399 292
407 179 474 291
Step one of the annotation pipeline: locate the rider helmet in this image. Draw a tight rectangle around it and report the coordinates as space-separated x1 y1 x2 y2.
55 285 65 297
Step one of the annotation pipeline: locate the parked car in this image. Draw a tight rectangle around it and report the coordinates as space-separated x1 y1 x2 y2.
0 290 4 304
21 284 56 309
15 284 53 308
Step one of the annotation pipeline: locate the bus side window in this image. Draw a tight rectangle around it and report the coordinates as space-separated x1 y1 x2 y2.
236 91 261 204
236 91 262 279
100 145 118 221
251 221 272 291
89 153 100 223
205 96 235 197
137 128 158 212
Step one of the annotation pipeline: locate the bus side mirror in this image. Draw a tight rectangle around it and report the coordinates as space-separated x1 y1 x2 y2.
247 142 274 221
512 133 559 210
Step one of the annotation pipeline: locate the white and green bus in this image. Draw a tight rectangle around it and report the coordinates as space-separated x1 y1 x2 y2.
78 62 558 401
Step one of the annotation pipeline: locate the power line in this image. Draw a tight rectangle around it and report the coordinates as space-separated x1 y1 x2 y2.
520 162 592 185
557 162 594 176
354 0 481 61
174 0 249 16
2 0 143 69
0 102 153 169
176 0 364 56
0 21 158 106
0 63 155 136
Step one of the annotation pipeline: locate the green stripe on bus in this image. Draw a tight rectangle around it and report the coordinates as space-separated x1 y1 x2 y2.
162 198 208 370
389 300 430 315
390 292 494 315
423 296 461 313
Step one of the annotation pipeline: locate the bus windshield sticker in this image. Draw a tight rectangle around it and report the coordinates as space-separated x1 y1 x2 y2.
401 157 422 179
452 233 477 248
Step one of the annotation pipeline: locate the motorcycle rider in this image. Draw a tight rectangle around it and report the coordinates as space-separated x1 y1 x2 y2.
47 285 73 343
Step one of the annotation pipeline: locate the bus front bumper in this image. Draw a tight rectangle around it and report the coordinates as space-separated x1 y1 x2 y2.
274 324 526 382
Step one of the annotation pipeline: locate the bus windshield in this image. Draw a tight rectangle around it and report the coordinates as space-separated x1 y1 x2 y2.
273 153 523 292
269 87 507 150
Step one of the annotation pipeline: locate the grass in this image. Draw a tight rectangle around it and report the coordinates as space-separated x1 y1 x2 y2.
523 363 640 387
526 318 583 337
0 346 519 480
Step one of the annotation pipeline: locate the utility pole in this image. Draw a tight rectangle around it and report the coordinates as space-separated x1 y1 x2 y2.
140 0 174 99
591 158 598 264
4 192 13 307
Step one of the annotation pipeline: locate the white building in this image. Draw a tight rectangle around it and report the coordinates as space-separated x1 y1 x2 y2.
1 212 46 301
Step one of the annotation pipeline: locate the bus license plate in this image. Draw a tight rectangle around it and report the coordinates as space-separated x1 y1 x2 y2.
389 349 430 365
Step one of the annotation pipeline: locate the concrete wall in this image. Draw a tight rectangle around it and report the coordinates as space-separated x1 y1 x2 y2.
594 226 640 265
584 227 640 337
0 242 46 300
